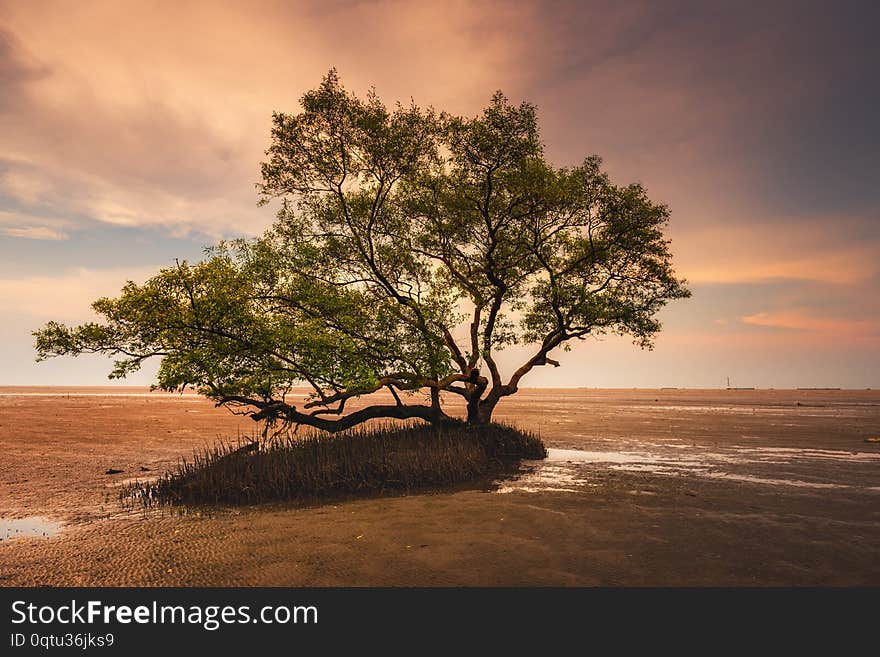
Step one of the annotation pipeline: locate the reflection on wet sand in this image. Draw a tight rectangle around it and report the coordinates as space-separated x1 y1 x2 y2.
1 388 879 586
1 517 62 541
497 445 880 494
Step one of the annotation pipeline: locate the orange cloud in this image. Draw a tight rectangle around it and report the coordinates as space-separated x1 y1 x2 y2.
0 1 533 236
0 225 67 240
673 217 880 285
0 209 70 240
0 267 156 321
0 1 877 387
740 311 879 340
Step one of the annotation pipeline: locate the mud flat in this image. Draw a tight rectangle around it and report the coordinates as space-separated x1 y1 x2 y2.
1 387 878 586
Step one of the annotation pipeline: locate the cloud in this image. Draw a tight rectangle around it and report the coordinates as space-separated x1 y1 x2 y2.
0 266 156 321
1 2 877 258
674 213 880 285
740 311 879 340
0 1 877 386
0 225 67 240
0 1 532 238
0 26 48 109
0 208 71 240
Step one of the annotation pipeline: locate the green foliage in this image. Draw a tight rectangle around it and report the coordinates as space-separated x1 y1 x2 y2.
35 69 690 429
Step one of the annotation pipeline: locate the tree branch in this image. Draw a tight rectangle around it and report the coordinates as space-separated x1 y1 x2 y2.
218 395 450 433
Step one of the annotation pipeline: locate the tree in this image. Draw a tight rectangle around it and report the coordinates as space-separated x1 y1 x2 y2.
34 70 690 432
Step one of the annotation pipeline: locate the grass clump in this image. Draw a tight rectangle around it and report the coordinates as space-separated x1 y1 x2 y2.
123 421 546 508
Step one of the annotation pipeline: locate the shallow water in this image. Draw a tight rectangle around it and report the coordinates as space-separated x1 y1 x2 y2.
496 445 880 494
630 404 879 418
0 517 62 541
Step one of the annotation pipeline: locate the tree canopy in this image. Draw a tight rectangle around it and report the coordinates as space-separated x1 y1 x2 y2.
35 70 690 431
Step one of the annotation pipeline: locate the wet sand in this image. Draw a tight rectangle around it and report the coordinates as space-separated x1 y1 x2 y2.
1 387 878 586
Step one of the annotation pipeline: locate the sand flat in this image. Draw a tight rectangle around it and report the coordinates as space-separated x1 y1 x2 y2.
0 388 878 586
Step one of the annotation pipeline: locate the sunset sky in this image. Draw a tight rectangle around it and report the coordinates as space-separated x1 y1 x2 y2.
1 0 877 388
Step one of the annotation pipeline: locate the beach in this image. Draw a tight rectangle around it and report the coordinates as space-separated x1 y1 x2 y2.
1 387 878 586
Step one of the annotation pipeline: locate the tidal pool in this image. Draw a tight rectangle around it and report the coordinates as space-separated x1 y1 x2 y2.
0 517 63 542
496 445 880 494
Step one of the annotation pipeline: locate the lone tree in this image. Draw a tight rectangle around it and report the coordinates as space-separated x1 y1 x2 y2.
35 71 690 432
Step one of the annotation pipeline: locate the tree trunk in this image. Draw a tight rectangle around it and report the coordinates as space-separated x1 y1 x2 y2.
479 397 497 425
466 397 480 424
466 395 498 426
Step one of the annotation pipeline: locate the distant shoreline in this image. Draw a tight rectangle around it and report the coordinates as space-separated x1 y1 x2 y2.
0 385 873 395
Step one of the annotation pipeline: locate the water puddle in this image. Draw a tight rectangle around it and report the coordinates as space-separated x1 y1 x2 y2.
0 517 63 542
495 462 595 494
631 405 865 418
701 472 850 490
733 447 880 462
496 446 880 494
108 475 162 488
544 448 652 463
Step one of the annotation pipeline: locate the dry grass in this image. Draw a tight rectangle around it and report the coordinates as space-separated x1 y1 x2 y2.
123 421 546 507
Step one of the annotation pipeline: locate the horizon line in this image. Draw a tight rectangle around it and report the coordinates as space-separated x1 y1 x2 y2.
0 385 874 392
